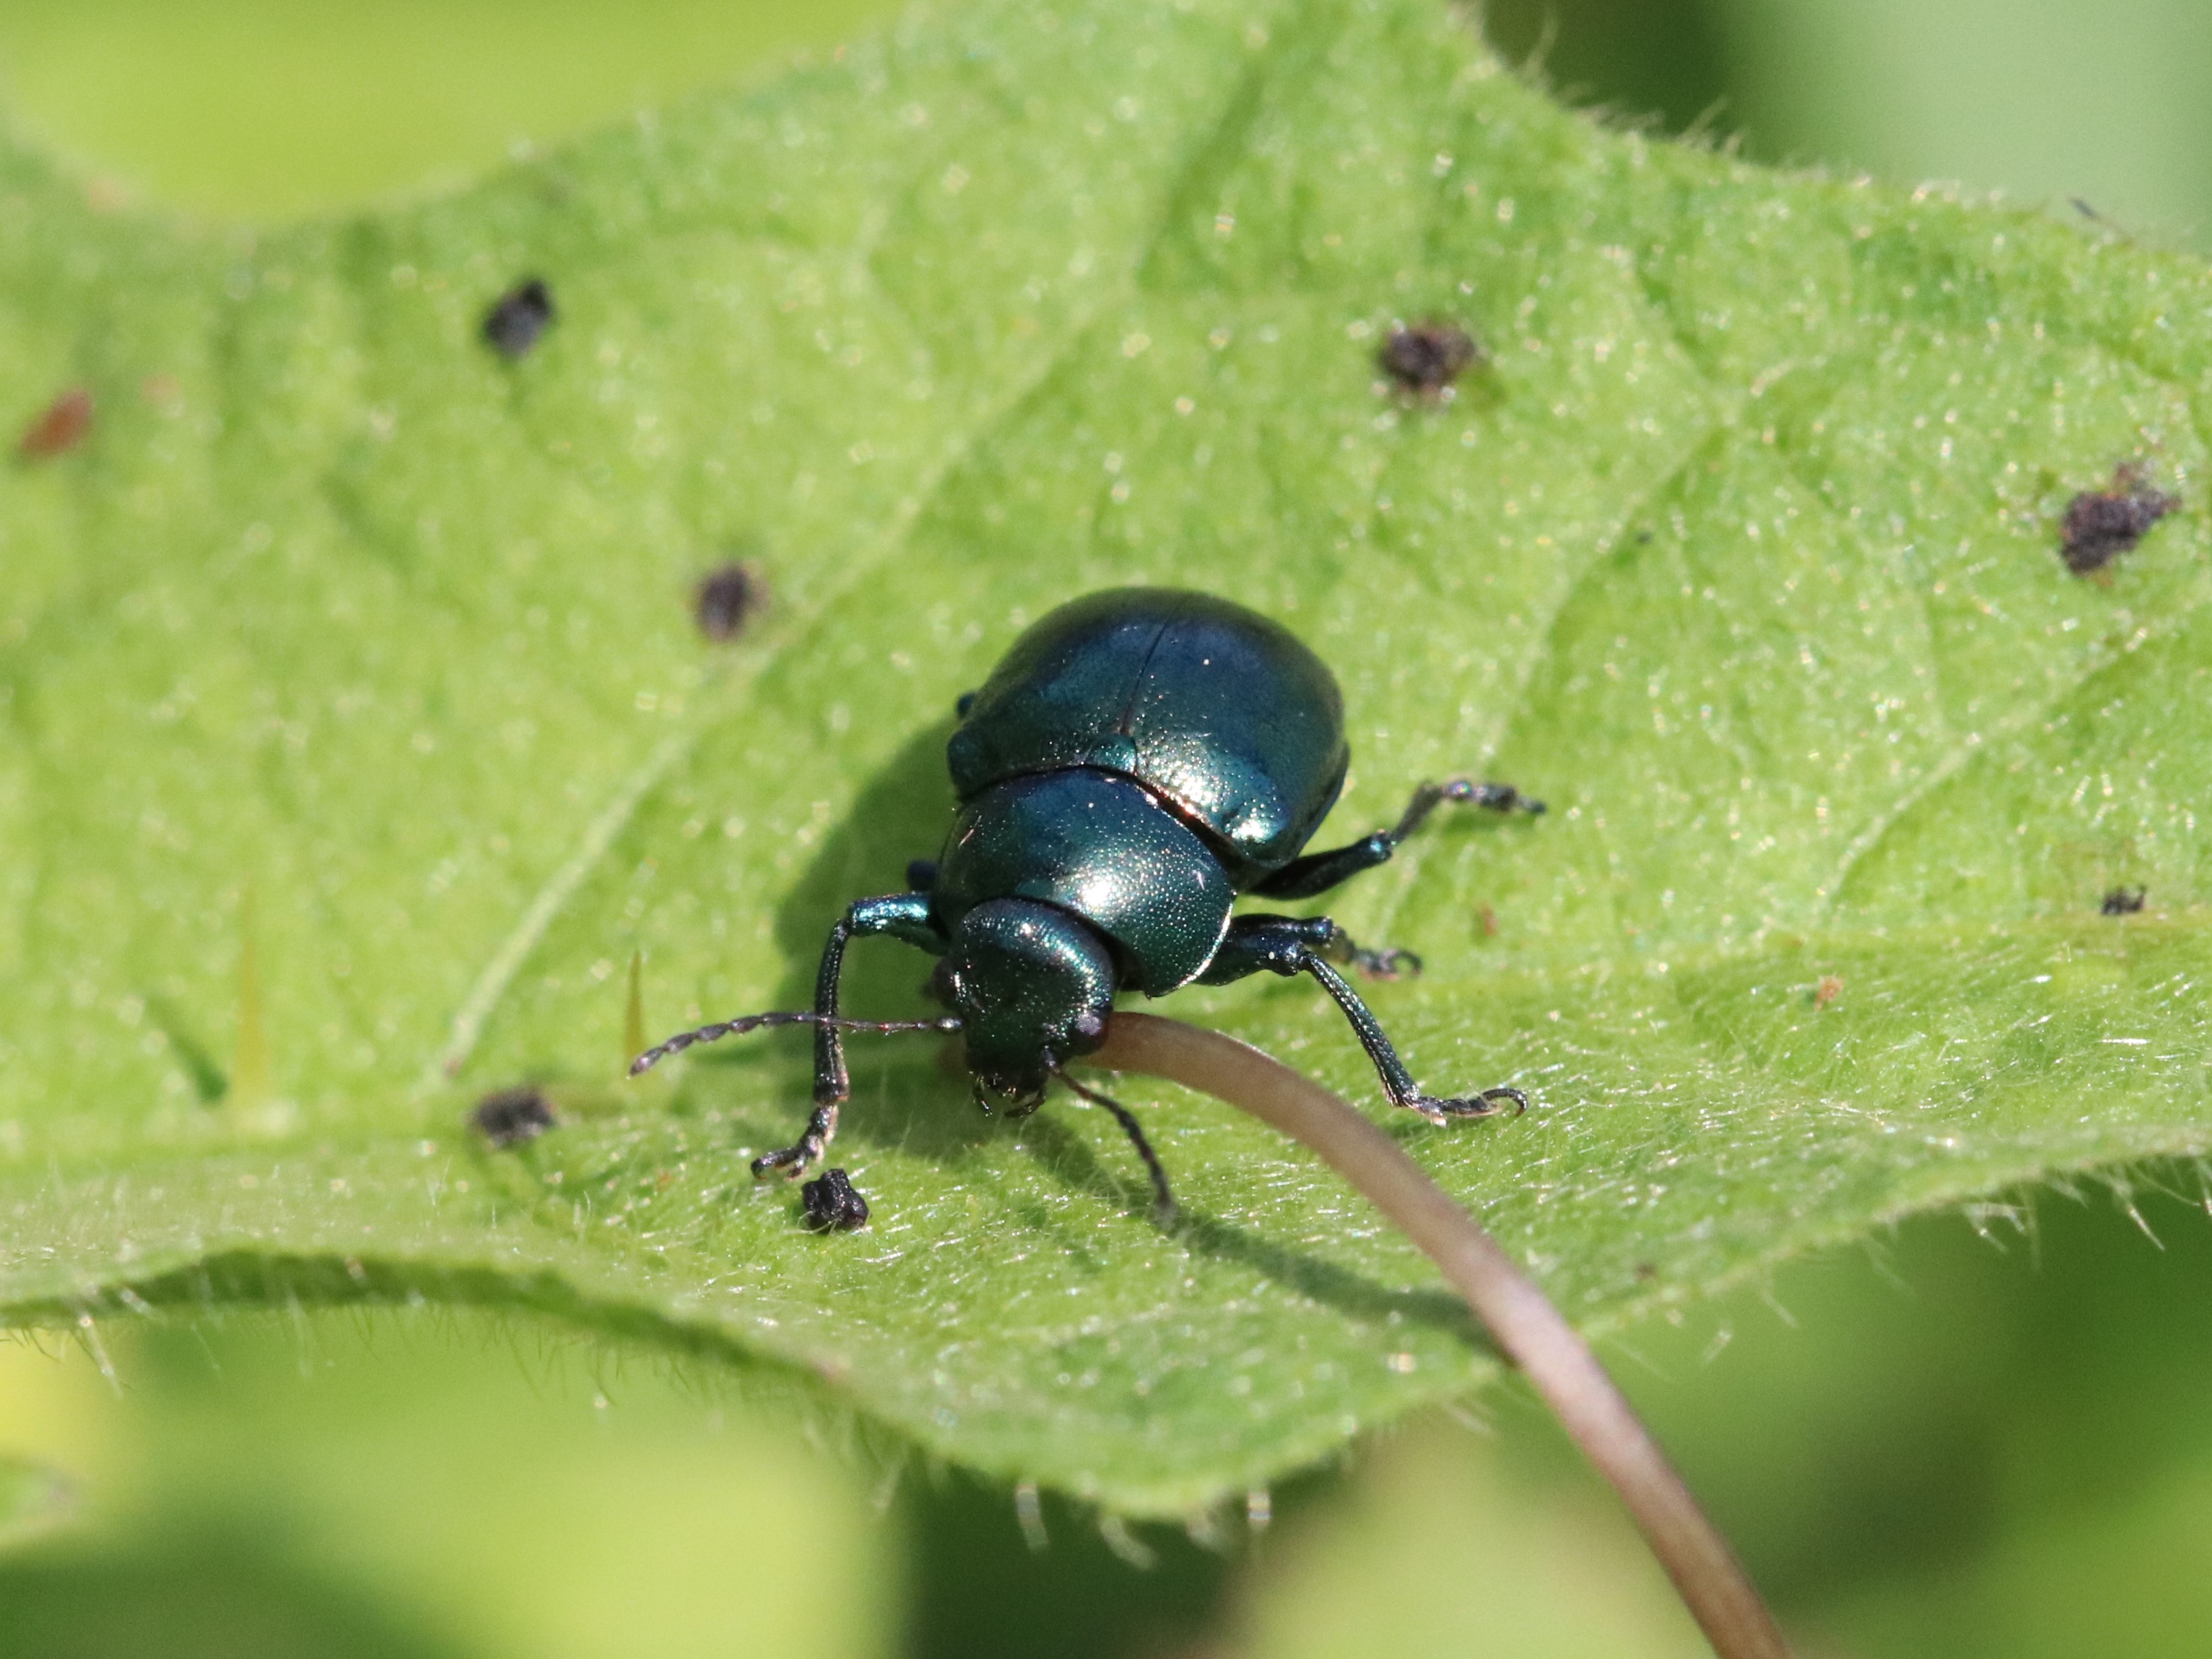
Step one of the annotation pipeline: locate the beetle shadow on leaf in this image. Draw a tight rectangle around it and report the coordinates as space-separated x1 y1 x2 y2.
743 717 974 1160
1017 1114 1494 1355
773 714 959 1019
757 715 1489 1352
680 1038 999 1169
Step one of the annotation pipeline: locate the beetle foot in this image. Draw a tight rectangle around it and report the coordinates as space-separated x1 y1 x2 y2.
1409 1086 1528 1122
1437 779 1546 817
1315 921 1422 981
1348 943 1422 980
751 1102 838 1179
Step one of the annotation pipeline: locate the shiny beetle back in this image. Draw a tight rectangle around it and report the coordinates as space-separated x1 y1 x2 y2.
945 587 1349 881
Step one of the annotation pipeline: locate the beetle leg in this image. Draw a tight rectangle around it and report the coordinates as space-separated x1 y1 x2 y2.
1211 911 1418 979
1055 1066 1176 1226
756 892 943 1179
1251 777 1544 902
1201 914 1525 1124
1308 918 1422 981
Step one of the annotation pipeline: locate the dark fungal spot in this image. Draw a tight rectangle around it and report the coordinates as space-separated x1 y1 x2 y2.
800 1167 870 1231
482 279 555 359
2101 885 2147 916
2060 468 2176 574
693 561 764 642
1378 319 1481 399
471 1085 556 1147
18 387 92 458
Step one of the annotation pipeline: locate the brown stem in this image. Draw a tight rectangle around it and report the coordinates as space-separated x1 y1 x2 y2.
1093 1012 1789 1659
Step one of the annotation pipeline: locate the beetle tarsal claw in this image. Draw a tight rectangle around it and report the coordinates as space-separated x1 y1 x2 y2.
1414 1087 1528 1121
1350 945 1422 980
751 1102 840 1179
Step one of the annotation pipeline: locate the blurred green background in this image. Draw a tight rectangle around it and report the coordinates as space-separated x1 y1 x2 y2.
5 1 2212 1654
4 0 2211 245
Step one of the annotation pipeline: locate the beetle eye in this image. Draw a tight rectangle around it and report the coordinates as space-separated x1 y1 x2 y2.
1072 1011 1106 1040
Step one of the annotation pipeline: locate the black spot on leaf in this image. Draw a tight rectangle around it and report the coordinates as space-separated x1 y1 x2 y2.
801 1167 870 1230
2060 469 2176 574
1378 319 1481 398
471 1085 556 1146
694 561 765 642
482 279 556 359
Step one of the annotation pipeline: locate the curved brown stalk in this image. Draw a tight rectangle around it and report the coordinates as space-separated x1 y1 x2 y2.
1093 1012 1789 1659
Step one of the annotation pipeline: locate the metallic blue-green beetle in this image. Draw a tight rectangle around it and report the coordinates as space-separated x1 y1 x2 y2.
634 588 1542 1222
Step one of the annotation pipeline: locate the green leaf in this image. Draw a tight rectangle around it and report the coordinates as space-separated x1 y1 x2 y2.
1220 1419 1709 1657
0 1455 74 1548
5 0 2209 1517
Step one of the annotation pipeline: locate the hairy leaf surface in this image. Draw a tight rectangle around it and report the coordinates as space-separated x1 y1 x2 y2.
4 0 2209 1515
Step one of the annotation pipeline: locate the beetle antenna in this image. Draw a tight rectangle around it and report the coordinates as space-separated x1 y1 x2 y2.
1054 1065 1177 1227
630 1011 961 1076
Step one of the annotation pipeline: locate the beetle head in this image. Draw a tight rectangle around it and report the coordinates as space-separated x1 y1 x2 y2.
944 899 1115 1111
